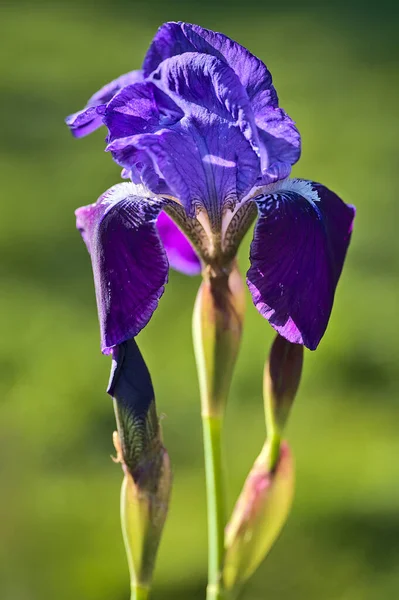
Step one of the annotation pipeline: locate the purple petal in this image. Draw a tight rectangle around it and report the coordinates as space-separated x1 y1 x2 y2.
149 53 259 147
108 117 259 222
103 81 183 195
247 180 355 350
143 22 278 108
156 211 201 275
65 106 104 139
65 70 144 138
104 81 183 142
255 107 301 184
143 23 300 183
76 183 168 353
106 54 260 220
108 143 172 195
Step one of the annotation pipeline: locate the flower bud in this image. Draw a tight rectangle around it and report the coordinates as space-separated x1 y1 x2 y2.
223 441 294 592
192 263 246 417
264 334 303 435
108 338 172 593
118 444 171 594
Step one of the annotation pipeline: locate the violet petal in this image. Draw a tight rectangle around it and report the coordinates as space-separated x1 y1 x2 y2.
247 179 355 350
66 69 143 138
76 183 168 353
156 211 201 275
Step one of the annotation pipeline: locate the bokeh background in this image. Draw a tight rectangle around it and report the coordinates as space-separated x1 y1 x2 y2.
1 0 398 598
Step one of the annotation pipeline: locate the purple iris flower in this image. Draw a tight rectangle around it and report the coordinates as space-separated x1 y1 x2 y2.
68 22 355 354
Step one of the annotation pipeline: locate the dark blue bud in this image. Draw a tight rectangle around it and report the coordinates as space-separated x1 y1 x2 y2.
107 339 161 488
107 338 154 418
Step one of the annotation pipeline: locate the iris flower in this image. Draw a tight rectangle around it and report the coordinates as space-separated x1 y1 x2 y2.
67 21 355 354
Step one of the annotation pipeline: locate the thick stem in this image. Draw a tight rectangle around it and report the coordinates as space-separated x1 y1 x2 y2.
202 415 226 600
131 585 150 600
193 265 245 600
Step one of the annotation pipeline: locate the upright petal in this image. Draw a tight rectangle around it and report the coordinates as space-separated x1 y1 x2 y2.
143 24 300 183
247 180 355 350
143 22 278 108
156 211 201 275
149 53 259 147
66 70 143 138
106 54 261 222
76 182 168 353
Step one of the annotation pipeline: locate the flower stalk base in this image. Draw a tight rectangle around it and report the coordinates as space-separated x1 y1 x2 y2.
202 415 226 600
131 584 150 600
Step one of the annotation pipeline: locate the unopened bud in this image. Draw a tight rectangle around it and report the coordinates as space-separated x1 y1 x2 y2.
223 442 294 592
108 338 172 593
264 335 303 438
193 263 246 417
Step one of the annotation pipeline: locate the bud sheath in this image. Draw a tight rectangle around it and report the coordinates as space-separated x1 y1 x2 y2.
223 442 294 592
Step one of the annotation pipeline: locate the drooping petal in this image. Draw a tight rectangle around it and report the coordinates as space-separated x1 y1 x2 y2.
143 22 278 109
247 179 355 350
66 70 143 138
76 182 168 353
156 211 201 275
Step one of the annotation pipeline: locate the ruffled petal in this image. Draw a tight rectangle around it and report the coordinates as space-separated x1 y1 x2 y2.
66 70 143 138
156 211 201 275
142 23 300 182
247 179 355 350
76 182 168 353
143 22 278 109
149 53 259 147
104 81 183 142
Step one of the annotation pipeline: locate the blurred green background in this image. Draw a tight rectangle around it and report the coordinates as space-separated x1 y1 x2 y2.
1 0 398 598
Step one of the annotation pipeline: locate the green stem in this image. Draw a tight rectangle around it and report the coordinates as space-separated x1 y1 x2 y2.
131 585 150 600
192 269 245 599
202 415 226 600
263 377 281 471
